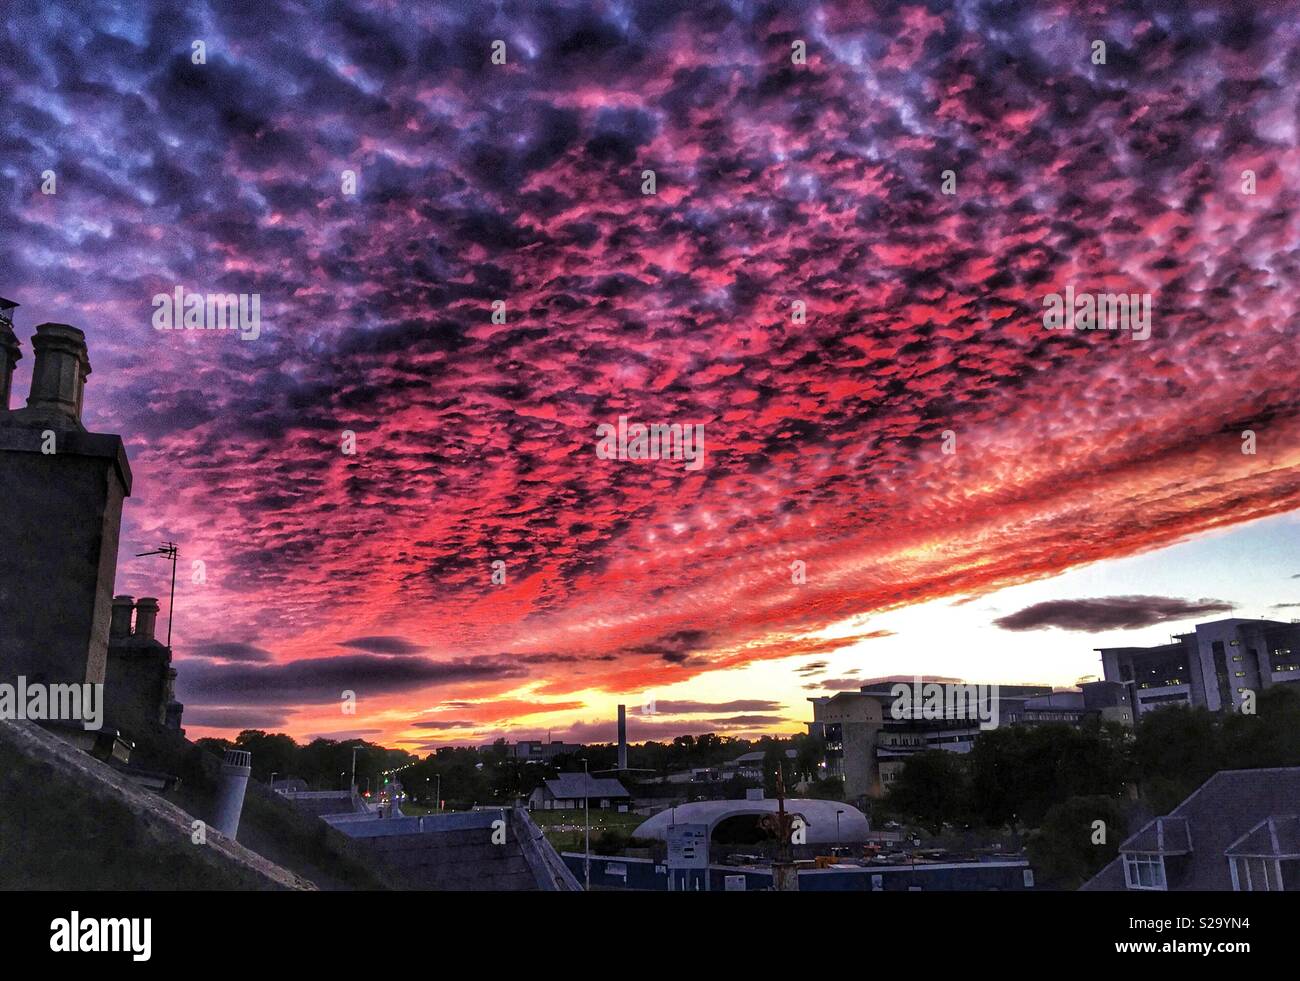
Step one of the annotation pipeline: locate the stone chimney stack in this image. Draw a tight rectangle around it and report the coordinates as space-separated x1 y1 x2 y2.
0 298 20 412
134 597 160 642
24 322 91 430
0 319 130 692
110 595 135 639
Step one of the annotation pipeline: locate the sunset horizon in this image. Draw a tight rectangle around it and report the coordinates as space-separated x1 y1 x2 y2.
5 1 1299 755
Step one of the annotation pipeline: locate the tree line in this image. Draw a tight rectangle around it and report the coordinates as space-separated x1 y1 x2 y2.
879 687 1300 887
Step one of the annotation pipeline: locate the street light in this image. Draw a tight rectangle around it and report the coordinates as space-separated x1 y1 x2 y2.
349 746 364 794
582 758 591 891
270 771 277 792
836 809 844 848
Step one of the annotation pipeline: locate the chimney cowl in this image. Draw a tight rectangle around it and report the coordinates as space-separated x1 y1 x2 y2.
22 322 91 430
213 750 253 838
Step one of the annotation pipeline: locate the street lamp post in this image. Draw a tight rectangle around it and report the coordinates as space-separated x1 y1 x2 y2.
350 746 363 794
583 758 591 891
836 809 844 847
270 771 277 793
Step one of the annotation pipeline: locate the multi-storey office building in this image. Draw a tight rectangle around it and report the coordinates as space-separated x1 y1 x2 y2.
1099 618 1300 719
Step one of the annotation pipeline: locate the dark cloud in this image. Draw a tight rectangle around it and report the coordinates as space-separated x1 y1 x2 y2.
553 714 799 743
804 678 865 692
304 729 384 741
625 630 713 665
177 654 526 705
180 706 293 729
993 596 1235 633
650 699 783 714
337 636 426 655
701 714 788 726
185 641 275 663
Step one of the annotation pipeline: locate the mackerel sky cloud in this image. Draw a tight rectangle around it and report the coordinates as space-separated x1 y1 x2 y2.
3 1 1299 746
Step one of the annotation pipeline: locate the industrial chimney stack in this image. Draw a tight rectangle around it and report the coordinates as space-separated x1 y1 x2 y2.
617 704 628 770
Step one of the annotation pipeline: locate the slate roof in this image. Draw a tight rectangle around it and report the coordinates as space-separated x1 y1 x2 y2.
1118 816 1191 855
1081 767 1300 891
541 773 630 799
1224 816 1300 859
0 717 312 890
322 807 581 890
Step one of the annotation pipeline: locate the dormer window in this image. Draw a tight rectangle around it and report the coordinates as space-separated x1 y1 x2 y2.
1229 857 1282 891
1123 854 1167 890
1225 816 1298 891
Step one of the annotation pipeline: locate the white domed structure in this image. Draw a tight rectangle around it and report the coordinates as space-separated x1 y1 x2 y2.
634 798 869 844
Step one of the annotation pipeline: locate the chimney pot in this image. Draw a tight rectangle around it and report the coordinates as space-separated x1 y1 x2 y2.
134 597 160 641
24 322 91 429
110 595 135 639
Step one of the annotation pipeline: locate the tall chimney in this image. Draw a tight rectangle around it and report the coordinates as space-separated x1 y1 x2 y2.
24 322 91 429
134 597 160 642
0 298 19 412
212 749 252 839
110 595 135 639
617 704 627 770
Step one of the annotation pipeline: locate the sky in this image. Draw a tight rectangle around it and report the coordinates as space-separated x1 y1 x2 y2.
2 0 1299 752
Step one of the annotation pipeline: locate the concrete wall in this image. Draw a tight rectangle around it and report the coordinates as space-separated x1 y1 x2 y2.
0 426 131 688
